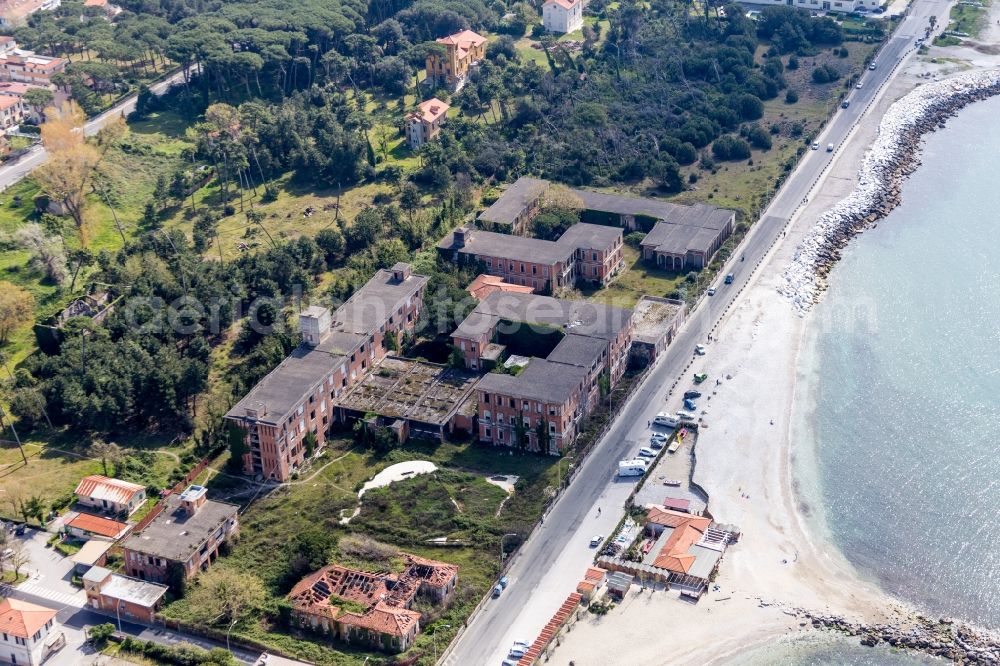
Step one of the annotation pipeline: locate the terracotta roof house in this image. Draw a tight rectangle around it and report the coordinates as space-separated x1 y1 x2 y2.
466 274 534 300
405 97 449 149
0 598 61 666
425 29 486 90
74 475 147 517
65 512 130 541
288 552 458 653
543 0 584 34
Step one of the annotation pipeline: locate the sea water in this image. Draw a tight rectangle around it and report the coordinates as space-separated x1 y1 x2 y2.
799 94 1000 631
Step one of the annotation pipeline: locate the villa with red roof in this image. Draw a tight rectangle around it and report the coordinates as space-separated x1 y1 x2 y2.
288 552 458 653
0 598 62 666
425 29 486 90
543 0 584 34
405 97 449 149
74 475 147 517
65 512 130 541
466 274 534 300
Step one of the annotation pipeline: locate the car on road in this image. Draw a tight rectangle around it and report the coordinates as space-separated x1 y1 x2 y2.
684 390 702 399
590 535 604 547
499 575 509 589
707 287 716 296
653 413 679 428
493 583 504 598
841 100 850 109
856 81 863 89
724 273 734 284
637 447 657 458
869 62 877 70
826 143 835 152
811 141 820 150
694 344 706 356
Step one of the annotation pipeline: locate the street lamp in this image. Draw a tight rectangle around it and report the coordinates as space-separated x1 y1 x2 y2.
226 617 237 655
432 623 451 664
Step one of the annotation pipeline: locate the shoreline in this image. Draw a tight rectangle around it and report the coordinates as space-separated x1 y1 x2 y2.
550 39 1000 666
779 67 1000 313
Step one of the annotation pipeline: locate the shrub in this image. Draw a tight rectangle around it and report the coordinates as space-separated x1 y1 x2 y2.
88 623 115 646
788 55 799 70
711 135 752 161
747 126 773 150
785 89 799 104
624 231 646 248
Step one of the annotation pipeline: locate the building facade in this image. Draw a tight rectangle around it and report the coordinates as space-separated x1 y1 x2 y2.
0 598 61 666
425 30 486 90
121 486 239 584
82 566 168 625
542 0 584 34
0 48 65 85
405 97 449 149
226 264 429 481
451 291 633 452
437 223 624 294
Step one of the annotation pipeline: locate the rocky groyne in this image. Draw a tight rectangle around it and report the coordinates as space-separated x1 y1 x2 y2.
803 611 1000 664
780 68 1000 313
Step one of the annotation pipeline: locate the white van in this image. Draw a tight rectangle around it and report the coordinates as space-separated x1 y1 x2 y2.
653 413 679 428
618 459 648 477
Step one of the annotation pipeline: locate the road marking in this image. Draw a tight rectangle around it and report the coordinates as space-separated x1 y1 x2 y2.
9 581 86 608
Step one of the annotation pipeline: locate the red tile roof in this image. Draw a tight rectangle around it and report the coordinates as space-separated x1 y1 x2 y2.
545 0 581 9
0 598 57 639
74 475 145 506
467 274 535 300
66 512 129 538
410 97 449 124
646 507 712 574
435 29 486 49
339 602 420 637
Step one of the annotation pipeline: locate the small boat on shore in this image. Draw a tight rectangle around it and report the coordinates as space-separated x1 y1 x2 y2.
663 479 682 486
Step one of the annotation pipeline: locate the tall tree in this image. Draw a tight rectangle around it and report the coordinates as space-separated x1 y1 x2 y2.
0 282 34 344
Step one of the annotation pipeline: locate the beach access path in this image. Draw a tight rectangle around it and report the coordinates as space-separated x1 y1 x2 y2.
440 2 959 664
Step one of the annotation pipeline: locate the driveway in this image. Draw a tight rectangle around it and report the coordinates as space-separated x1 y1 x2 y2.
10 526 87 608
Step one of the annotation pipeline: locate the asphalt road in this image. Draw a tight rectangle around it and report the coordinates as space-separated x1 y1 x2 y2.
0 67 189 193
444 3 949 665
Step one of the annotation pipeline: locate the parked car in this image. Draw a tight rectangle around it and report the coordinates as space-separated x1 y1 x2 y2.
869 62 877 70
841 100 850 109
684 390 702 399
498 575 509 590
693 373 708 383
590 535 604 547
707 287 716 296
637 447 656 458
653 413 679 428
509 644 527 658
683 398 697 412
675 411 696 422
694 344 706 356
650 433 668 447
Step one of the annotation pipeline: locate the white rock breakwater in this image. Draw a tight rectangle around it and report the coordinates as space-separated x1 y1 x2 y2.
780 68 1000 313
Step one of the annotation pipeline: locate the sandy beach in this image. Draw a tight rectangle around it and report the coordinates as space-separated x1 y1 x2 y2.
550 14 1000 666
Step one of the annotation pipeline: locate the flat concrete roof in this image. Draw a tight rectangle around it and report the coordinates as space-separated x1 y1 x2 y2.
640 220 724 257
122 494 237 562
439 227 571 264
332 268 428 336
101 573 168 608
632 296 684 345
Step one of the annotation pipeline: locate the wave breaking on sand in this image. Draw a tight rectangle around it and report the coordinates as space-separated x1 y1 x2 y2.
779 68 1000 313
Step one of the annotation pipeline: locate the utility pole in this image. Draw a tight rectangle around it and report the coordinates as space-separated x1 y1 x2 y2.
0 406 26 465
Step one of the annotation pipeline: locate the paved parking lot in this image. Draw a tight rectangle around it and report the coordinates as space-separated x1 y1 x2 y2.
9 527 87 608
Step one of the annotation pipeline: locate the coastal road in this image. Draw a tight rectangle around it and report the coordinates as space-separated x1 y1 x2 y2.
0 67 189 193
442 3 952 665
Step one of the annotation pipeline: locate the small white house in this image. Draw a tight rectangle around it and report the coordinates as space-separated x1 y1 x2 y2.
542 0 584 34
0 598 64 665
73 475 147 517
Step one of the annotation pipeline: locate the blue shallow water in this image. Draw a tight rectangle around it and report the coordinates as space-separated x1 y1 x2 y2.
725 633 943 665
804 95 1000 630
